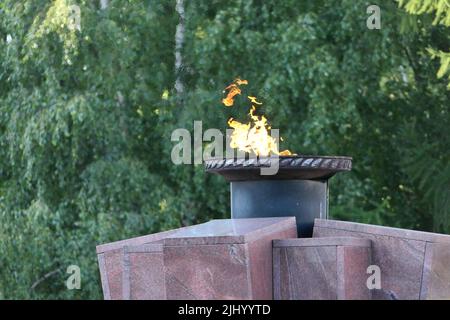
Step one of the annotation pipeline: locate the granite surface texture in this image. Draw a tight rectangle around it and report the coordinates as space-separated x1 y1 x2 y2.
273 237 371 300
313 219 450 300
163 217 297 299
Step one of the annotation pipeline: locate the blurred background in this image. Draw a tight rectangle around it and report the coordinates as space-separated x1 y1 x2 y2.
0 0 449 299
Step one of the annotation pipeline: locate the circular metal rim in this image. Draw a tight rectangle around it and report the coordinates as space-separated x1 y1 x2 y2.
204 155 352 181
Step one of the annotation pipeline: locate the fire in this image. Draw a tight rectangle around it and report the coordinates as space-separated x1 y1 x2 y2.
248 96 262 105
222 78 248 107
222 79 293 157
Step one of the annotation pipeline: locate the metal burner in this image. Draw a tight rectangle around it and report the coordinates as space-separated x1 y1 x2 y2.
205 156 352 237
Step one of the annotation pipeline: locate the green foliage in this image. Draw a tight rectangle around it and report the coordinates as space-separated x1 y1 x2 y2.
398 122 450 232
0 0 449 299
0 0 186 299
398 0 450 25
398 0 450 87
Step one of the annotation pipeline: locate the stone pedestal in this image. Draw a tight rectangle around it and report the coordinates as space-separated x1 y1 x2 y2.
313 219 450 300
98 216 450 300
273 237 372 300
162 217 297 300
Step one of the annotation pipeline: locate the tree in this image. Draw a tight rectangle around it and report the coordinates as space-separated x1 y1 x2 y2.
398 0 450 87
0 0 183 299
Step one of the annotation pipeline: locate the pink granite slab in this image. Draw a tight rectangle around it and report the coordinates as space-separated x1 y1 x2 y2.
96 228 185 300
420 242 450 300
122 243 165 300
337 245 372 299
164 217 297 245
163 217 297 300
247 224 297 299
273 237 371 300
314 219 450 243
313 219 450 300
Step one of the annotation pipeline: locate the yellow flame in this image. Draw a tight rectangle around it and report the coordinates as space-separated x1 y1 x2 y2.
235 78 248 86
228 118 252 152
248 96 263 105
221 79 293 157
222 78 248 107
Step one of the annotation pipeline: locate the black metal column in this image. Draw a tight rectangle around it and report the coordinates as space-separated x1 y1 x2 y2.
231 179 328 237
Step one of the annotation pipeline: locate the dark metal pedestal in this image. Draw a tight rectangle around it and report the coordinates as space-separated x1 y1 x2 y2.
231 179 329 237
205 155 351 237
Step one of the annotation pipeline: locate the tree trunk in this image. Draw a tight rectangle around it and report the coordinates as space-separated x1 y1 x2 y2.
175 0 185 99
100 0 108 10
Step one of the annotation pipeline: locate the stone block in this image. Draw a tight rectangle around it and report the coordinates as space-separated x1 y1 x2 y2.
273 237 371 300
96 228 182 300
313 219 450 300
420 242 450 300
163 217 297 300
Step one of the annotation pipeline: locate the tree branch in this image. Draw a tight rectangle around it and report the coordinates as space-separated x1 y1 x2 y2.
30 268 62 291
